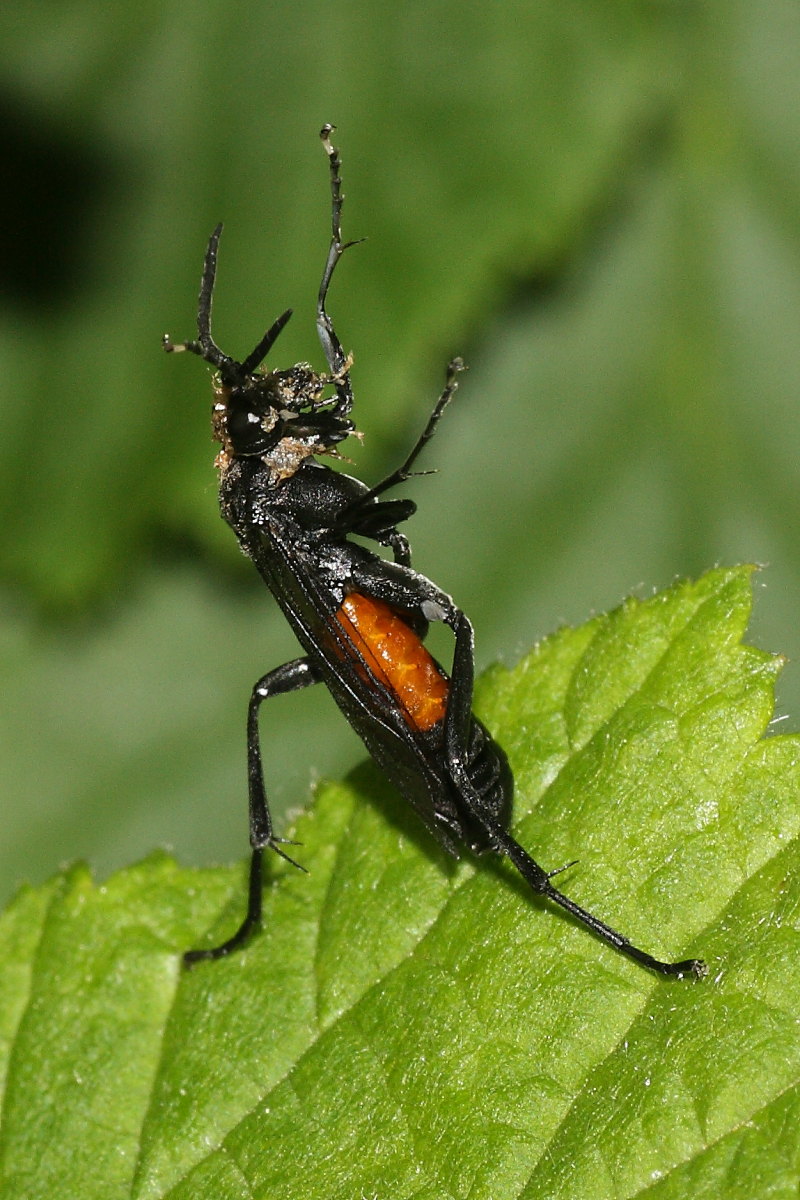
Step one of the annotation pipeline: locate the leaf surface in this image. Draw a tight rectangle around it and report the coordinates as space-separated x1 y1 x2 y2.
2 567 798 1199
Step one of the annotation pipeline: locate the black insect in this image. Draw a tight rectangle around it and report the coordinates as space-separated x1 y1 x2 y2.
164 125 705 978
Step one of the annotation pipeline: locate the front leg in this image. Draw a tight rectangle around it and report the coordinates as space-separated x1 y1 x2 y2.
184 656 321 965
333 358 465 556
317 125 360 417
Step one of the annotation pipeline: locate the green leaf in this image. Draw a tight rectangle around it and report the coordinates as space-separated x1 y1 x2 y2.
2 566 799 1199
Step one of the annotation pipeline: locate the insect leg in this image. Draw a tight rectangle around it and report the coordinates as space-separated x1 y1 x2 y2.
317 124 362 416
183 655 321 966
240 308 294 376
332 358 465 560
163 224 234 374
367 358 465 502
481 819 706 978
443 608 477 762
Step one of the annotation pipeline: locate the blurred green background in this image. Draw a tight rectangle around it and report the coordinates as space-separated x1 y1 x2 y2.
2 1 799 908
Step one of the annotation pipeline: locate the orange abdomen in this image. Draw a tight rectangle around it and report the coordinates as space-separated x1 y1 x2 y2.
335 592 449 732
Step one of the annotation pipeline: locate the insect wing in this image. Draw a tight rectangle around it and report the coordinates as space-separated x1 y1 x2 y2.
246 520 467 851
